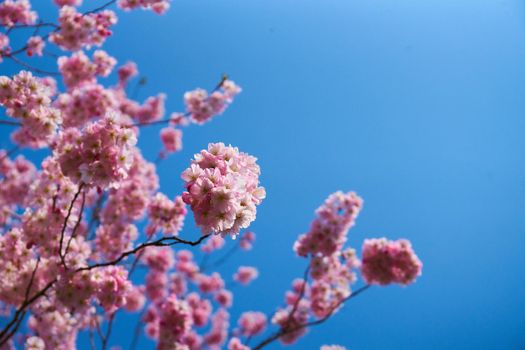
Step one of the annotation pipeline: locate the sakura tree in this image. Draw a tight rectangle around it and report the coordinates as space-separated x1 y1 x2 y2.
0 1 423 350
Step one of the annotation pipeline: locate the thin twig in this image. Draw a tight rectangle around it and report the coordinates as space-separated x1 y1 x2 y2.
0 120 21 126
77 234 211 272
64 190 87 258
6 55 60 76
59 184 84 268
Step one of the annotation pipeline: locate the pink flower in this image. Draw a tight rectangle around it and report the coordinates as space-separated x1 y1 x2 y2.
233 266 258 285
237 311 267 337
54 0 82 6
26 36 44 57
146 193 186 236
117 61 138 87
0 71 62 148
50 6 117 50
54 115 137 188
184 80 241 125
294 191 363 258
321 346 347 350
157 295 193 348
361 238 422 286
25 336 45 350
227 338 249 350
117 0 171 14
0 0 37 27
214 289 233 308
239 230 255 250
181 143 265 237
204 309 229 350
160 127 183 154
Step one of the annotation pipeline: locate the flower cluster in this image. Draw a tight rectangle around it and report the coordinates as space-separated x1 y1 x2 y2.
118 0 171 14
321 346 347 350
26 36 44 57
237 311 267 337
50 6 117 51
181 143 265 237
233 266 259 285
294 191 363 257
53 116 137 188
0 0 36 27
160 127 183 154
184 80 241 124
58 50 116 89
0 71 62 148
54 83 118 127
146 193 187 236
361 238 422 285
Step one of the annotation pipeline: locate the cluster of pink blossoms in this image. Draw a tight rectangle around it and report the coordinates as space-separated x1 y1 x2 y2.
181 143 265 237
146 193 187 236
361 238 422 285
26 36 44 57
118 0 171 14
184 80 241 124
320 346 347 350
50 6 117 51
0 71 62 148
294 191 363 257
0 0 36 27
58 50 116 89
53 115 137 188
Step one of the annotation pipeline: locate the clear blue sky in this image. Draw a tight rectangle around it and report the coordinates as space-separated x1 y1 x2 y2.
2 0 525 349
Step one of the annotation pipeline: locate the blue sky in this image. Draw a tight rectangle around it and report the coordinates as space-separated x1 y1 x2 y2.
2 0 525 349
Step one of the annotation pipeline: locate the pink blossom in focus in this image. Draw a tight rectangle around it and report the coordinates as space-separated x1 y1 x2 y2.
184 80 241 125
181 143 265 237
53 115 137 188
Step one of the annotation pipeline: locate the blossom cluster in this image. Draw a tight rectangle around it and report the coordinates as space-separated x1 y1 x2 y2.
182 143 266 237
294 191 363 257
184 80 241 124
0 0 36 27
0 71 62 148
50 6 117 51
53 116 137 188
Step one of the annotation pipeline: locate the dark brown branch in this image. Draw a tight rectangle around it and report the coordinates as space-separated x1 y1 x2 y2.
0 120 21 126
0 279 56 346
5 55 60 76
59 184 84 268
83 0 117 16
64 189 87 258
77 234 211 272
